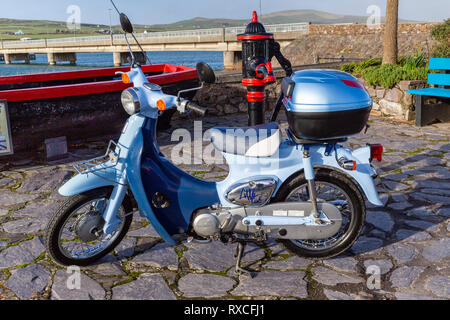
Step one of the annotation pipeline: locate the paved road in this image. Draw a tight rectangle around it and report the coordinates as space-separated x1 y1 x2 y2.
0 113 448 300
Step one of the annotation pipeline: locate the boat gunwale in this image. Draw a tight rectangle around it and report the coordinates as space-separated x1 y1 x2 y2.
0 64 198 102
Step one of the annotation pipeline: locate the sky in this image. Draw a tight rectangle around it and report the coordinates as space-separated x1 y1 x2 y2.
0 0 448 25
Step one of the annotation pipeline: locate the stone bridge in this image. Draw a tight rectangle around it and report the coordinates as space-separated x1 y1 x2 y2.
0 23 308 69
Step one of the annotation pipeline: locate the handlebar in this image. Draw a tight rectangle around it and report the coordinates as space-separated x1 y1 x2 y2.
186 102 208 117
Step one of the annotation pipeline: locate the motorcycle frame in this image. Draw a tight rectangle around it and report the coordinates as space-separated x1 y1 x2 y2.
59 66 382 246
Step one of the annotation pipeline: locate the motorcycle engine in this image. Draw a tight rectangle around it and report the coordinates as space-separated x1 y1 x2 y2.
192 208 239 238
192 179 277 238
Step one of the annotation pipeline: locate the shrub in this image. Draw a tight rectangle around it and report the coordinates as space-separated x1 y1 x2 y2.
432 45 450 58
431 18 450 43
430 18 450 58
340 58 382 76
340 62 357 73
357 57 382 69
340 53 428 88
362 64 428 88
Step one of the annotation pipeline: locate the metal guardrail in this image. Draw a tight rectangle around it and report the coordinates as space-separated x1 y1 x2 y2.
315 55 367 63
1 22 309 48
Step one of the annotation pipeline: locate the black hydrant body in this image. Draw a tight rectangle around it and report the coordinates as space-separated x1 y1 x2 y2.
238 11 276 126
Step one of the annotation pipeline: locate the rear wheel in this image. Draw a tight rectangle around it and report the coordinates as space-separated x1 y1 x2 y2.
44 187 133 266
272 169 365 259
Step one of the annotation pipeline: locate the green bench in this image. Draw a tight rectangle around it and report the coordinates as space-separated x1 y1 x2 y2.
407 58 450 126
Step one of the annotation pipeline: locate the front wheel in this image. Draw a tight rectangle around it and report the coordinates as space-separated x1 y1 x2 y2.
272 169 366 259
44 187 133 266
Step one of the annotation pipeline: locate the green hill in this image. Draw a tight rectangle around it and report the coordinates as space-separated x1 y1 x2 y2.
144 9 414 31
0 9 417 40
0 18 112 40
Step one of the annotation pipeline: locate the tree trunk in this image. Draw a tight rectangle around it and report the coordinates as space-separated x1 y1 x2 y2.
382 0 399 65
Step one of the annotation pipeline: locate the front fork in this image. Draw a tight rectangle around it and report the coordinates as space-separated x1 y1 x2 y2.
302 145 320 218
102 170 129 235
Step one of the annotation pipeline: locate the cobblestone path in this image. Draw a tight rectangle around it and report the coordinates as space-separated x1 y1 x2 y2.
0 113 448 300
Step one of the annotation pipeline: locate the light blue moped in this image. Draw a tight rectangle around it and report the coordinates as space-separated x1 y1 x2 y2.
44 8 383 273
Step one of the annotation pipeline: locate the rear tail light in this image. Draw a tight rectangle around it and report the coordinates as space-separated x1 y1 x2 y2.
341 79 366 90
370 144 383 162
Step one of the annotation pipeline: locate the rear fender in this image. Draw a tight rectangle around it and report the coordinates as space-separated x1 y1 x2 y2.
331 145 383 206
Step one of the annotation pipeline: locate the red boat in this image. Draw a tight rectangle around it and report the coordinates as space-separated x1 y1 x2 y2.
0 64 199 154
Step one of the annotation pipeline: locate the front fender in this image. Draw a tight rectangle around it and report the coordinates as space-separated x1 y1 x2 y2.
59 165 121 197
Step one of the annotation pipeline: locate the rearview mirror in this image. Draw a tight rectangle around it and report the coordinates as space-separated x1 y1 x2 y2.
196 62 216 84
120 13 134 33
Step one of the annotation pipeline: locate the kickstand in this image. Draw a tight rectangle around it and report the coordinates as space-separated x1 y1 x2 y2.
234 241 253 277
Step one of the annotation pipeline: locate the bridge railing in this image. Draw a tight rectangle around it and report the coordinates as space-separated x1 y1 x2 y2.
3 39 46 48
129 28 223 40
46 36 111 44
225 22 308 34
1 22 309 48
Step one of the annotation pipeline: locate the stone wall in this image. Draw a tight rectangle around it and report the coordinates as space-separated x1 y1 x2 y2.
282 23 438 66
363 79 427 121
308 22 438 35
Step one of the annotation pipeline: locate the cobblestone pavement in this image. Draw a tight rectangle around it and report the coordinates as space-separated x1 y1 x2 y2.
0 113 448 300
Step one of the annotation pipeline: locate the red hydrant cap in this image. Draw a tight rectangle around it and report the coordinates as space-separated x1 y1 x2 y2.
252 11 258 23
237 10 273 40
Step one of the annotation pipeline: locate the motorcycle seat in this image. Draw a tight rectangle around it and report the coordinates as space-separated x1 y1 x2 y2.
209 122 282 157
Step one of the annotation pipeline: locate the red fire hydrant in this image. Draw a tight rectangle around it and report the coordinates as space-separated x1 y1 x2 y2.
238 11 276 126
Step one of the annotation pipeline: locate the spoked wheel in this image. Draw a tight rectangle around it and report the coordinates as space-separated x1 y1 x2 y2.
44 187 133 266
273 169 365 259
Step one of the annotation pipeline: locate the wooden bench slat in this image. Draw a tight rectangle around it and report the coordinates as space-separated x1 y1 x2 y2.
407 87 450 98
429 58 450 70
408 58 450 126
427 73 450 86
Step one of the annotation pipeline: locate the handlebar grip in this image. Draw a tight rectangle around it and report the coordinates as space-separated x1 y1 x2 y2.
186 102 208 116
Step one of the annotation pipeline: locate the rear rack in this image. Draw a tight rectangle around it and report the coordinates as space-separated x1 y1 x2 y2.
73 140 121 175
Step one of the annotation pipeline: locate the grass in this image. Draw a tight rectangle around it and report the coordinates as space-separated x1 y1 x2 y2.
0 18 149 41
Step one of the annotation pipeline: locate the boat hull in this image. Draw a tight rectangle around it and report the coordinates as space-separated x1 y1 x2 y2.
0 64 199 154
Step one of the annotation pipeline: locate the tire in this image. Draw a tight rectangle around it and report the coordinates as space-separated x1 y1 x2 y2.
44 187 133 266
272 169 365 259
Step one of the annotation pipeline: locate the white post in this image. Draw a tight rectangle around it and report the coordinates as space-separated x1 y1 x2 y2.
224 51 238 70
47 52 55 65
113 51 121 67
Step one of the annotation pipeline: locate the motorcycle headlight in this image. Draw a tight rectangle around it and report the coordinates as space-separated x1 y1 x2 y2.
121 88 141 115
